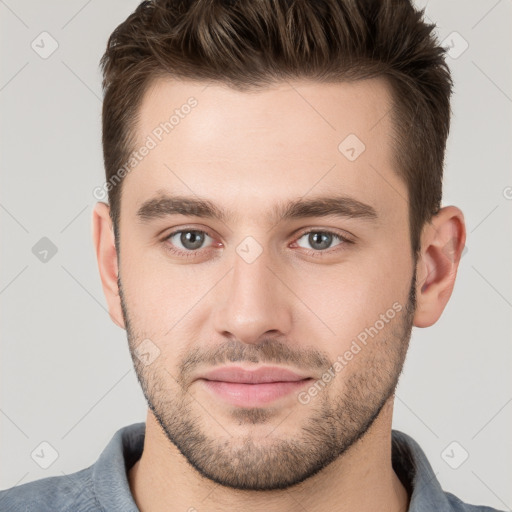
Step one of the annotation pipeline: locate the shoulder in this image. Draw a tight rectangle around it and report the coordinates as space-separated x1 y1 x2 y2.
391 430 505 512
0 422 145 512
444 491 507 512
0 466 101 512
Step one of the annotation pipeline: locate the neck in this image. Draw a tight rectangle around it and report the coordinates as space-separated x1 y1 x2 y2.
128 398 409 512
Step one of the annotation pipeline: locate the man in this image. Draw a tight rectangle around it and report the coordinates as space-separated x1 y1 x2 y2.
0 0 503 511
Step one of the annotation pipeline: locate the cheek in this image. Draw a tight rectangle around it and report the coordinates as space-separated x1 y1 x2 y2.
290 249 411 346
121 242 211 325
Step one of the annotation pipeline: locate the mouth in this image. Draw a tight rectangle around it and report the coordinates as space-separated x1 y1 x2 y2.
197 366 314 406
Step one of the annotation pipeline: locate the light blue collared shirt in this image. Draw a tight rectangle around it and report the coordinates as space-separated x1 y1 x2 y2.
0 422 504 511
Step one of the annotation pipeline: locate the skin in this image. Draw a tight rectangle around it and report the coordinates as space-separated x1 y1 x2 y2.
92 76 466 512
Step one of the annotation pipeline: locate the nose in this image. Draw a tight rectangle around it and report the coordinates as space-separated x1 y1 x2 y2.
212 245 293 345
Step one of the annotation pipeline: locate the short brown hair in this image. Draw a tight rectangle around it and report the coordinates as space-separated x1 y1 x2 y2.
100 0 452 256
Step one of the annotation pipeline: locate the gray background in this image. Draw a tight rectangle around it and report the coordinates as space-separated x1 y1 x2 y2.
1 0 511 509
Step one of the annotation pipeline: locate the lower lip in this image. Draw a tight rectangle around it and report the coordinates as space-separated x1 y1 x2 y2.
200 379 312 407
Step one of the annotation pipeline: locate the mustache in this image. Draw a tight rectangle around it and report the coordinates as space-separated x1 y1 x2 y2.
180 339 332 376
180 338 332 380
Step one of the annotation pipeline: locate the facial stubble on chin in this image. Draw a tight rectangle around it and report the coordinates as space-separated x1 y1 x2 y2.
118 268 417 491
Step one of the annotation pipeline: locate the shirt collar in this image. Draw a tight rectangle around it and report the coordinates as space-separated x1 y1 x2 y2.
392 429 453 511
92 423 452 511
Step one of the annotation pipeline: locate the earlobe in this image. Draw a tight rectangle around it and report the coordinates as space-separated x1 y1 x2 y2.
91 202 126 329
413 206 466 328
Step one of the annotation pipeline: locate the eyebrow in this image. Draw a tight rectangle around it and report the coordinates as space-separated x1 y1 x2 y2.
136 191 378 225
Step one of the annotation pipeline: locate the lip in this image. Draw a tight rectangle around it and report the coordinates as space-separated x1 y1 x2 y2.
197 366 313 407
198 365 310 384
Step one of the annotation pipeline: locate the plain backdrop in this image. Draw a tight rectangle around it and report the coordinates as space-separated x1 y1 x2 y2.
1 0 511 509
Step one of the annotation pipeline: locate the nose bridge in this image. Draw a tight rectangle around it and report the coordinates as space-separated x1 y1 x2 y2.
213 239 292 343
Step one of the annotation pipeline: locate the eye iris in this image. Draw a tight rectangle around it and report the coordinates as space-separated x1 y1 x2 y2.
309 232 332 250
181 231 204 250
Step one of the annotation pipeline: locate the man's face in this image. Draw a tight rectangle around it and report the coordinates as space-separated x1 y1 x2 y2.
117 77 417 490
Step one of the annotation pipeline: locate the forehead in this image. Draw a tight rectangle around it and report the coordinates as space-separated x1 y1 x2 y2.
121 76 406 227
135 76 393 153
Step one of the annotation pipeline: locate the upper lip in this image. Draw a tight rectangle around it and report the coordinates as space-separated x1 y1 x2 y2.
198 366 311 384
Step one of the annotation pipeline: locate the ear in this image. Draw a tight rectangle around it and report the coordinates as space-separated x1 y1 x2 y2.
91 202 125 329
413 205 467 328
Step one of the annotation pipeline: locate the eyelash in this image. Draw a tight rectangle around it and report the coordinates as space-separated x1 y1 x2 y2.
161 227 354 259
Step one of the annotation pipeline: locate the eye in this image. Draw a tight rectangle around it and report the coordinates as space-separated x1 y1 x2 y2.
164 229 215 255
161 227 353 259
294 230 350 253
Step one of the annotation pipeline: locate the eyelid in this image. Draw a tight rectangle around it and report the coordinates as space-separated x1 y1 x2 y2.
293 226 355 244
162 224 216 238
162 225 355 242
